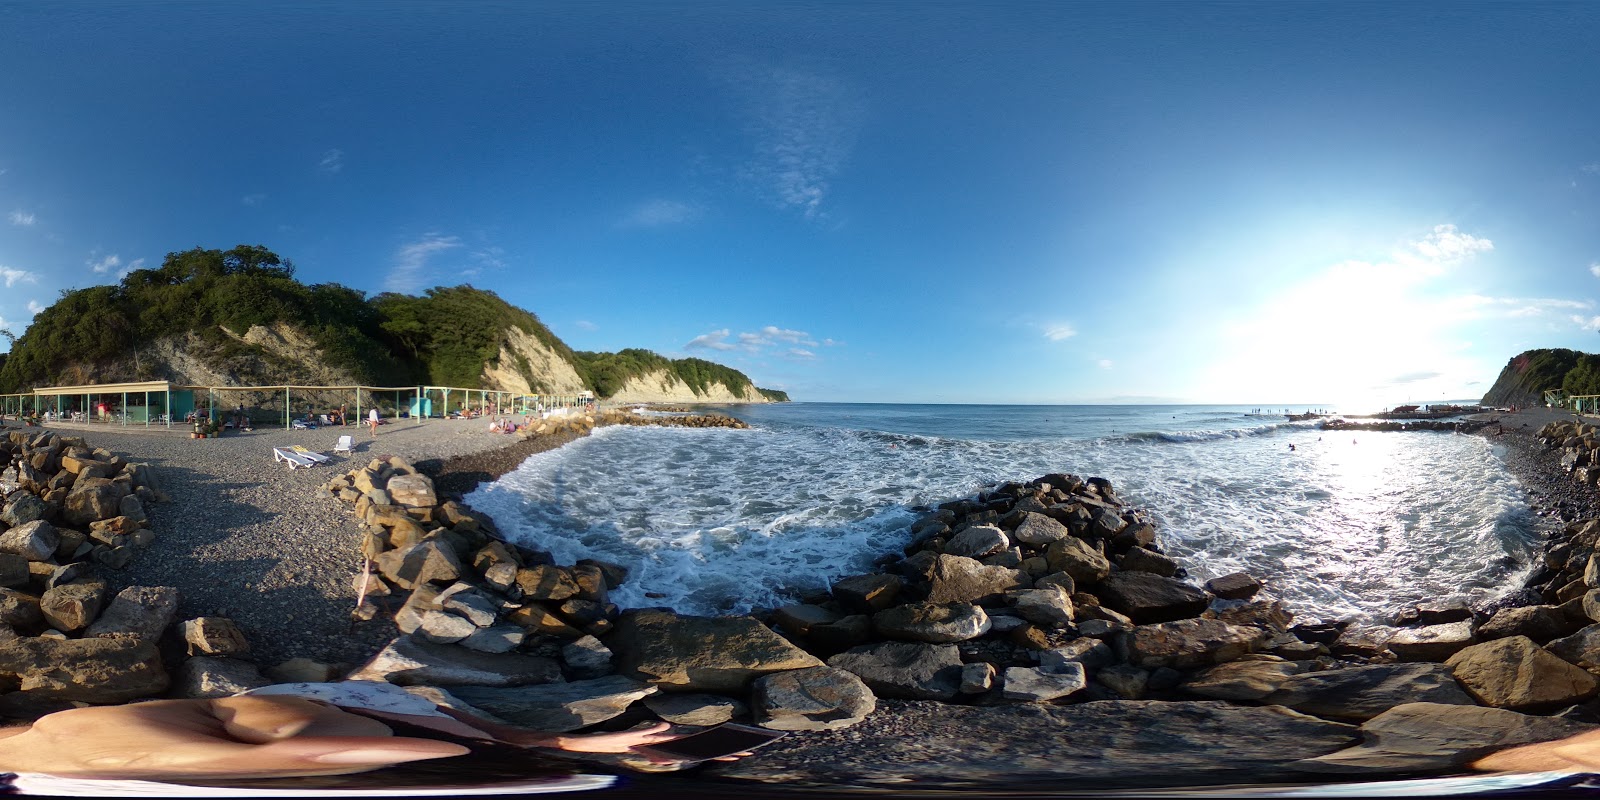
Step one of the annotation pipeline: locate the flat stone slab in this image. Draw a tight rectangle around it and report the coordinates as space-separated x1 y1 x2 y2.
705 700 1359 789
450 676 658 733
1261 663 1475 721
1294 702 1599 774
608 609 822 693
348 635 562 687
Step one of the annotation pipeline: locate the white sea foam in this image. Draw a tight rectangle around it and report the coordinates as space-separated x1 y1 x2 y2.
467 406 1544 621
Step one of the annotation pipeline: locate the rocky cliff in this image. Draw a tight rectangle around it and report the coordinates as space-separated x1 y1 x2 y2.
1481 349 1584 408
606 371 772 404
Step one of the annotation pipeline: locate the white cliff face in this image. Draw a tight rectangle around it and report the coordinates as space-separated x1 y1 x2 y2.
481 327 589 395
605 370 773 404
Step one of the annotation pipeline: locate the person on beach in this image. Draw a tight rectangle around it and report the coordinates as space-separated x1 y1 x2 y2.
338 404 348 426
368 407 380 436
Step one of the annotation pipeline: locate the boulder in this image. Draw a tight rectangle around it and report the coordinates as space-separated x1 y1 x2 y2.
1002 664 1087 702
376 540 464 590
83 586 179 641
1478 605 1574 644
873 602 991 644
925 555 1031 605
0 587 42 628
117 494 147 525
450 676 657 733
1044 538 1111 584
1012 513 1072 546
608 609 823 693
1445 635 1600 710
561 635 614 679
711 700 1359 788
267 658 339 683
832 574 903 613
1182 660 1308 700
773 604 842 637
960 662 996 694
172 657 270 699
1034 571 1076 595
1394 598 1474 627
39 580 106 633
515 565 581 601
827 641 964 700
1331 625 1396 658
182 617 251 656
0 520 58 563
944 525 1010 559
1117 618 1265 669
808 614 873 655
1006 587 1076 628
1296 702 1600 774
1261 663 1476 721
1119 547 1178 577
62 478 120 526
1039 638 1114 673
1096 572 1209 624
0 494 47 527
348 635 562 686
0 636 168 703
0 555 28 591
1546 623 1600 669
753 666 876 731
417 610 479 644
385 473 438 509
644 692 746 726
1386 620 1477 662
1096 665 1151 700
1205 572 1262 600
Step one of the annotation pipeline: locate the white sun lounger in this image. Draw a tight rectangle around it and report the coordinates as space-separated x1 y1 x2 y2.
334 434 354 454
273 447 317 469
291 445 332 464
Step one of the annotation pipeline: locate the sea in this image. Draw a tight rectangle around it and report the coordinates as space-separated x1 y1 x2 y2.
464 402 1546 625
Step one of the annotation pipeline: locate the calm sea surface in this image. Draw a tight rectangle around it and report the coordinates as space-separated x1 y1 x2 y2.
465 403 1543 623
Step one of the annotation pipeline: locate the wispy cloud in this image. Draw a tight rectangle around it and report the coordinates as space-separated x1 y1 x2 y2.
387 234 461 293
8 210 34 226
88 253 121 274
574 320 598 331
1043 324 1077 341
686 325 827 357
1098 359 1114 369
1 267 38 288
1583 162 1600 176
319 148 344 174
241 193 267 206
26 300 43 316
730 63 863 219
620 199 702 228
1405 223 1492 266
822 338 842 347
1590 262 1600 278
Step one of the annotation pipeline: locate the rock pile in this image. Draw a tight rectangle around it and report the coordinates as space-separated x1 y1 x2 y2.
1322 418 1492 433
0 430 274 715
513 409 748 441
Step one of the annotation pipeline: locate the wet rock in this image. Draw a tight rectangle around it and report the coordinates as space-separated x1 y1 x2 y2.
1261 663 1476 721
754 666 876 731
608 609 822 693
1446 635 1600 711
1394 599 1472 627
1002 664 1086 702
1182 660 1308 700
1117 618 1264 669
832 574 903 614
1295 702 1599 774
1096 572 1209 624
1331 625 1396 658
1478 605 1575 644
1119 547 1178 577
451 676 658 733
1386 620 1478 662
1205 572 1263 600
83 586 178 641
827 641 964 700
172 657 270 699
644 692 745 726
873 602 991 644
348 635 562 686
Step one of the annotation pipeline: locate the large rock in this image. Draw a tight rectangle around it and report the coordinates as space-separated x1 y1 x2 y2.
40 580 106 633
827 641 964 700
1012 512 1072 546
772 604 841 637
1182 659 1308 700
1002 664 1087 702
1546 623 1600 669
1044 538 1111 584
1261 663 1476 721
608 609 822 693
0 636 168 703
832 574 902 613
1007 586 1076 628
0 587 42 628
710 700 1359 788
0 520 58 563
349 635 563 686
450 676 658 733
1117 618 1264 669
1095 572 1209 624
925 555 1031 605
376 540 464 590
1386 620 1478 662
385 473 438 509
515 565 580 601
873 602 990 644
0 494 47 527
172 656 270 698
944 525 1009 559
83 586 179 641
1295 702 1600 774
644 693 746 726
62 477 121 526
1205 572 1262 600
1477 605 1574 643
1445 635 1600 710
182 617 251 656
753 666 876 731
1039 638 1114 673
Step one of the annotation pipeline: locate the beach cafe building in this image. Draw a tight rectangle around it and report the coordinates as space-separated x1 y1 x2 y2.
0 381 594 430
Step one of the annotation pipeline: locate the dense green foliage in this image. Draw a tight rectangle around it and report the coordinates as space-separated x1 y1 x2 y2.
758 387 791 402
1481 348 1585 406
1 245 787 401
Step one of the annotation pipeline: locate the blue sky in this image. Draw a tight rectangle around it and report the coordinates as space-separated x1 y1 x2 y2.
4 1 1600 405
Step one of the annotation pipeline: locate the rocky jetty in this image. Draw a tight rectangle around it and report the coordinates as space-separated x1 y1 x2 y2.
1321 418 1493 433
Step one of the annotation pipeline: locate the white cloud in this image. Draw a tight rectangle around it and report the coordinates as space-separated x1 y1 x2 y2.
1583 162 1600 176
1043 324 1077 341
1590 262 1600 278
620 199 701 228
1098 359 1114 369
0 267 37 288
686 329 737 351
319 148 344 173
26 300 43 316
386 235 461 293
786 348 816 360
1574 315 1600 331
731 63 863 219
88 253 121 274
822 338 841 346
241 193 267 206
1408 223 1493 264
8 210 34 226
574 320 598 331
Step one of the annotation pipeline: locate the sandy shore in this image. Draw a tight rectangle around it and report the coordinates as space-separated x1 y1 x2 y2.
0 417 567 670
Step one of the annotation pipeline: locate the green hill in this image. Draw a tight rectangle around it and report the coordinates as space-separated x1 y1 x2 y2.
0 244 788 403
1480 348 1589 407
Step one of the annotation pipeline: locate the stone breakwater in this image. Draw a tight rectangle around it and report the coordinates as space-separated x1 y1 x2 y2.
1321 418 1494 433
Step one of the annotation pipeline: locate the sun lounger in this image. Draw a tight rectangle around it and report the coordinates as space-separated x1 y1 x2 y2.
273 447 317 469
334 434 354 454
290 445 332 464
